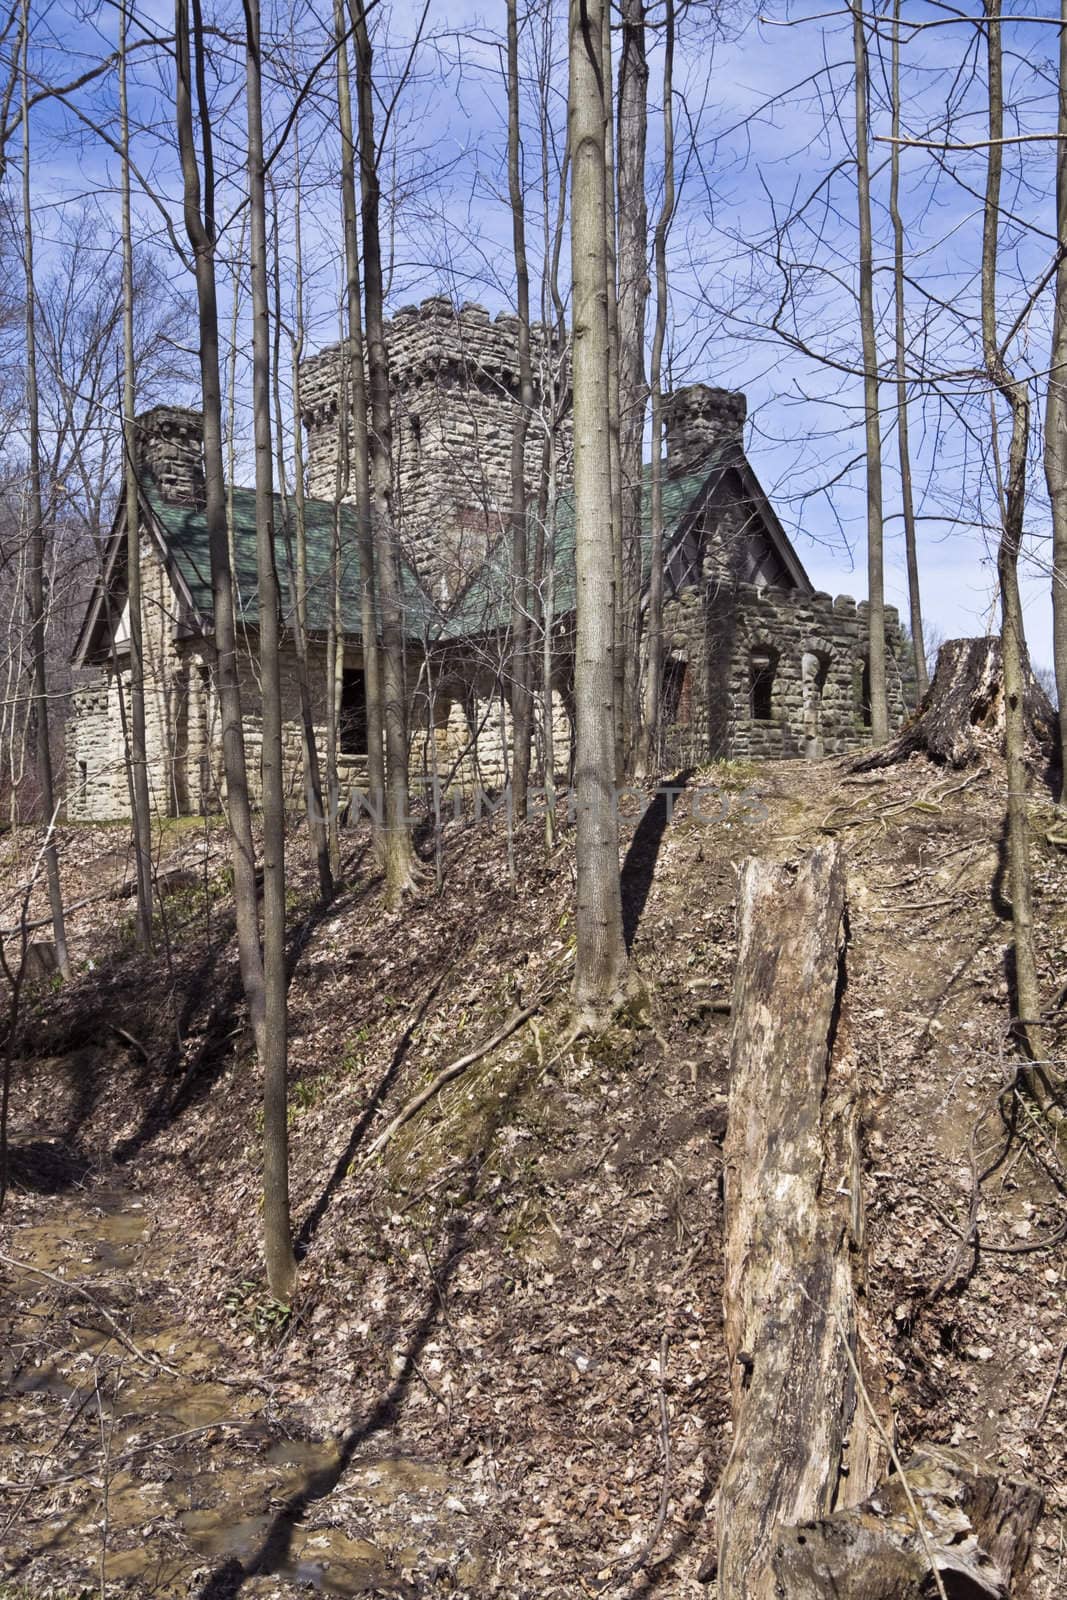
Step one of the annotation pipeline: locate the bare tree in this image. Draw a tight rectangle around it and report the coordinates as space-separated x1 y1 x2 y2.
635 0 674 779
888 0 927 702
19 0 68 978
507 0 534 825
602 0 625 778
981 0 1055 1108
615 0 648 772
569 0 628 1029
335 0 385 864
352 0 417 903
119 0 154 950
175 0 268 1214
852 0 887 744
1045 0 1067 806
244 0 296 1300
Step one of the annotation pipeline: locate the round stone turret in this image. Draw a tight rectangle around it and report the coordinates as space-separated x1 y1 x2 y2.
135 405 205 507
665 385 746 477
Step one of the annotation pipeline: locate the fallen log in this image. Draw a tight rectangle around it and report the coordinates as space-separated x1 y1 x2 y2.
715 841 1044 1600
717 841 878 1600
774 1444 1043 1600
856 636 1056 771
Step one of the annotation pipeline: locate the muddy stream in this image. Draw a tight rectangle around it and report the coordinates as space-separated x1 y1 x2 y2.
0 1182 471 1597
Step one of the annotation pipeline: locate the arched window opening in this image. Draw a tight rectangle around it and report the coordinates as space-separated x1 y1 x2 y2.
802 649 831 753
661 655 691 726
750 647 777 721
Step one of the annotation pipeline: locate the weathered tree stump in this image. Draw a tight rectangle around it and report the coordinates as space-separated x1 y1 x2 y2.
717 842 879 1600
715 842 1043 1600
774 1444 1043 1599
856 637 1056 770
23 941 58 984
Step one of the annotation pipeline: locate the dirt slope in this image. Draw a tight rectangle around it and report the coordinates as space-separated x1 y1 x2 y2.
0 753 1064 1599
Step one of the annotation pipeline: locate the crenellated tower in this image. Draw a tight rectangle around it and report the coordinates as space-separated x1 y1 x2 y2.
300 296 566 602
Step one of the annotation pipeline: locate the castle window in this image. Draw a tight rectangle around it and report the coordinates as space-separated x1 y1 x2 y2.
856 658 872 727
750 647 777 721
340 669 368 755
802 649 831 752
662 656 691 726
432 693 453 730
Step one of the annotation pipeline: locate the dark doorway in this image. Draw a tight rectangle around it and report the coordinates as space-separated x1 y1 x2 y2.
340 669 368 755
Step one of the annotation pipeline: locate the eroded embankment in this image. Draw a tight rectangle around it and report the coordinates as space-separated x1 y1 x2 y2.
1 756 1064 1598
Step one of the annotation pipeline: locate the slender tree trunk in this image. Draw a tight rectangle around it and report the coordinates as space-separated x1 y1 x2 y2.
119 0 153 949
852 0 888 743
982 1 1055 1103
889 0 927 702
1045 0 1067 808
541 433 558 844
636 0 674 778
19 2 68 980
175 0 267 1151
601 0 625 779
537 9 567 850
336 0 385 848
270 159 332 901
226 211 246 589
507 0 534 826
616 0 648 769
569 0 628 1030
327 373 345 874
243 0 296 1300
351 0 416 902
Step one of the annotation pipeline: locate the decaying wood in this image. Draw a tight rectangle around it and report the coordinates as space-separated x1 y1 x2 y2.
856 637 1056 771
717 841 879 1600
774 1444 1043 1599
716 841 1043 1600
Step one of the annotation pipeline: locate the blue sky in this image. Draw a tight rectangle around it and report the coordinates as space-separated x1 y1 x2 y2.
20 0 1066 672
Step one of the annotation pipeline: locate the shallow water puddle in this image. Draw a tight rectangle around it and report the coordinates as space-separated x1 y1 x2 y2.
1 1186 464 1596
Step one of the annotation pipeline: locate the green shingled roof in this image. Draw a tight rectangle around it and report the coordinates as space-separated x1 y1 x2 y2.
143 478 434 638
443 468 711 638
142 462 714 644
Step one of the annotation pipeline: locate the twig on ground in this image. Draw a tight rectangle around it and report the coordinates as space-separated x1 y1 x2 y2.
0 1250 184 1379
95 1367 111 1600
832 1311 950 1600
110 1025 149 1060
362 999 545 1162
1034 1340 1067 1434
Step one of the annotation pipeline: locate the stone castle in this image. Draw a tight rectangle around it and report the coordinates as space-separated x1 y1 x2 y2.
66 296 914 821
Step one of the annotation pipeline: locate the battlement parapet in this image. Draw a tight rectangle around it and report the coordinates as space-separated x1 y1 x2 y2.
299 296 559 427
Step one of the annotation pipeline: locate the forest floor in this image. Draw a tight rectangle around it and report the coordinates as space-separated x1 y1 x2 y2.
0 748 1064 1599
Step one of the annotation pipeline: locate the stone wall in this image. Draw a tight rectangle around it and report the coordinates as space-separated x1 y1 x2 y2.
67 534 208 822
300 296 567 601
657 578 915 767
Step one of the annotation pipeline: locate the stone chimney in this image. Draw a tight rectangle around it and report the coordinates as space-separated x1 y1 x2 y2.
664 384 746 476
135 406 205 507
